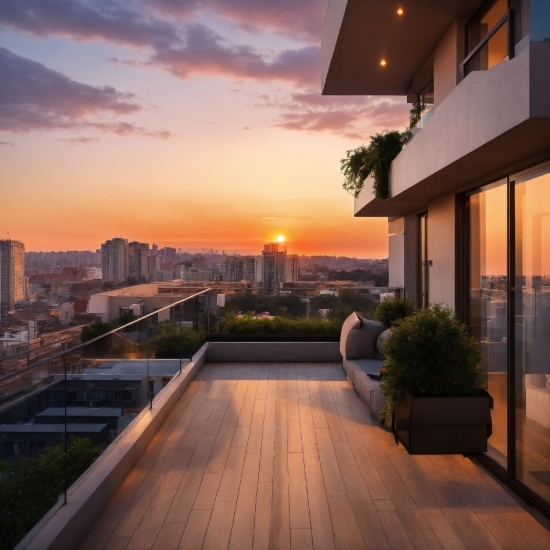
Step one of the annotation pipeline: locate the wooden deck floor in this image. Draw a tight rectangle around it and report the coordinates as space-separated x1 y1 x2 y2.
79 363 550 550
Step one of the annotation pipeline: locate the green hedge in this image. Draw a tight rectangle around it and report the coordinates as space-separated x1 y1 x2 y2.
221 313 342 335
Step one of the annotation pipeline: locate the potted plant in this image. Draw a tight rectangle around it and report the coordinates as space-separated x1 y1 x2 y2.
380 304 492 454
374 298 416 328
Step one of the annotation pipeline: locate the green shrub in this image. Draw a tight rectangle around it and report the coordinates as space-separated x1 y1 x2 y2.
374 298 415 328
221 313 341 335
0 437 101 550
380 304 484 420
151 322 204 358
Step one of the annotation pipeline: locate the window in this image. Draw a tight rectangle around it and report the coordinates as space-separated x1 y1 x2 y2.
91 390 106 401
4 442 20 455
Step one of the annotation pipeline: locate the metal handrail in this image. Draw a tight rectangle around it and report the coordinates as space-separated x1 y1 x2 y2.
0 288 212 384
459 9 515 80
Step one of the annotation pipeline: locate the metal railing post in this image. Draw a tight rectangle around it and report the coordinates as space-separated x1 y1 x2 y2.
63 354 67 505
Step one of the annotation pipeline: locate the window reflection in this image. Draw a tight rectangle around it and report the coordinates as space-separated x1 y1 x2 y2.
514 165 550 503
469 180 508 466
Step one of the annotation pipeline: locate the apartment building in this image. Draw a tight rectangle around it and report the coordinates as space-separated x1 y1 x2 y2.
101 238 129 283
0 239 25 318
323 0 550 512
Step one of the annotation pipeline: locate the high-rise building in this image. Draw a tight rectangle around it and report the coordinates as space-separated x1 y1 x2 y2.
101 238 129 283
148 255 163 282
224 255 244 282
285 254 300 282
262 243 286 291
243 256 258 283
0 240 25 318
128 242 150 282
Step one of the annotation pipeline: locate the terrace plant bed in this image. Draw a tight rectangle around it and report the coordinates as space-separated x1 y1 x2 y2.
393 392 492 455
381 304 492 455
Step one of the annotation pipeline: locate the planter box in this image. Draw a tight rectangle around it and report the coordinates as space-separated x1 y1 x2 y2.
393 392 492 455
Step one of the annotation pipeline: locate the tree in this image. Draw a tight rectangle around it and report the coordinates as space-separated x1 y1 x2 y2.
0 437 101 550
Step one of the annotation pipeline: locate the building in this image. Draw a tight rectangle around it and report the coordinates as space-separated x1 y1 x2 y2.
101 238 129 283
148 254 162 282
262 242 287 291
0 239 25 318
323 0 550 511
285 254 300 282
128 242 150 282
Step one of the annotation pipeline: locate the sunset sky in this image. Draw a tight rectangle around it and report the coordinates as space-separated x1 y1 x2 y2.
0 0 410 257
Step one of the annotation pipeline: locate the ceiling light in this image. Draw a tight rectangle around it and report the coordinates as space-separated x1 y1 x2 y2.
380 59 387 66
397 8 404 15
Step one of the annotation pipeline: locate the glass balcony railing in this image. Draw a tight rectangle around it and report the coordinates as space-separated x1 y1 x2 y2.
0 284 396 548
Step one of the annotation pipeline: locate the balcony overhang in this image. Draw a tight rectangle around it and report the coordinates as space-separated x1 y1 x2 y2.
322 0 481 95
355 118 550 217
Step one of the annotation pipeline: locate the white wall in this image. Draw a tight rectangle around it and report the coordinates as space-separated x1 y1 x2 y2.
427 193 456 308
388 218 405 288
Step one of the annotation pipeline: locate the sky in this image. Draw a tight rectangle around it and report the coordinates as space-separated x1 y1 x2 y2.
0 0 410 258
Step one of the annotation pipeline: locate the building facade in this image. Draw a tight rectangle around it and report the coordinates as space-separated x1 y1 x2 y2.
323 0 550 513
0 239 25 318
261 243 287 291
101 238 129 283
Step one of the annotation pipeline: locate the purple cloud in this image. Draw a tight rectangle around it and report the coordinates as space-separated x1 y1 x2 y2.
0 47 172 138
154 0 326 42
0 0 180 47
150 24 319 86
0 1 321 88
0 140 15 146
58 136 100 144
273 96 410 139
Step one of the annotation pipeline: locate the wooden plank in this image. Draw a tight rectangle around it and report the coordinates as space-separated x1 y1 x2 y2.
441 508 502 549
420 508 466 550
326 494 366 550
104 535 130 550
253 481 272 550
178 509 211 550
332 440 389 550
476 511 533 550
291 529 313 550
216 445 247 502
193 473 222 510
229 452 261 550
496 512 550 550
315 427 346 497
319 385 346 443
396 509 443 549
288 452 311 530
202 500 237 550
152 522 185 550
247 398 266 455
270 389 291 550
78 500 130 550
376 510 415 550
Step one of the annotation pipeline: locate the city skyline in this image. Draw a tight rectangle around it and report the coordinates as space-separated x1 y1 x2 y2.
0 1 408 258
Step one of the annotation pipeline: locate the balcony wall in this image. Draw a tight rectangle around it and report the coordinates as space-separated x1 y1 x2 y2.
355 39 550 218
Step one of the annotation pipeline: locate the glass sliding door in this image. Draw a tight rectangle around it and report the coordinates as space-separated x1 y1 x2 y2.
468 179 508 466
513 164 550 503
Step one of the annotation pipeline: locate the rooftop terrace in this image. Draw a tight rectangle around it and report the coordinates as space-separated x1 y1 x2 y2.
68 362 549 550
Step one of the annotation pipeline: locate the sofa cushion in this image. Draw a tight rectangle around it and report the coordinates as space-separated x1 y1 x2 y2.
352 317 385 359
375 328 391 360
339 312 362 359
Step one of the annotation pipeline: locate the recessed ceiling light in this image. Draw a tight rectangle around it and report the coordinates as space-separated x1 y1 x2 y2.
397 8 404 15
380 59 387 66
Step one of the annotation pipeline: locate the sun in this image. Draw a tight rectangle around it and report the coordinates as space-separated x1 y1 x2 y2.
276 235 285 243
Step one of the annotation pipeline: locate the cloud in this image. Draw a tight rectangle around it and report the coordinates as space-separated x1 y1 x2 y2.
272 94 410 139
243 126 251 130
0 1 321 88
154 0 326 42
150 24 319 87
59 136 100 144
0 0 180 48
0 47 172 138
0 140 15 146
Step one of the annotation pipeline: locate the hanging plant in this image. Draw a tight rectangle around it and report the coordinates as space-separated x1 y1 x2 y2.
341 96 428 200
341 131 407 200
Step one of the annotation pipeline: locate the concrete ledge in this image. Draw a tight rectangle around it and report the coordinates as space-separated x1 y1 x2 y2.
344 358 386 419
206 341 342 362
16 343 209 550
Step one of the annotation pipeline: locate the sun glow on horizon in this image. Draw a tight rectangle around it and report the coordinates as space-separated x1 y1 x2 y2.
277 235 285 243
